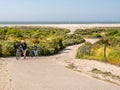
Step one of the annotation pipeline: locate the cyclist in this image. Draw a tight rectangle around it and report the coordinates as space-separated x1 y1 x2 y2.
33 44 38 56
21 40 27 59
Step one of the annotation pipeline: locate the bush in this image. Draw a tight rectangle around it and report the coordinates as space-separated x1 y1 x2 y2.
37 43 55 56
0 44 2 56
77 42 92 58
1 41 15 56
108 48 120 65
0 27 68 56
77 39 120 66
74 28 120 38
32 39 40 44
63 34 85 47
92 33 102 38
108 30 119 36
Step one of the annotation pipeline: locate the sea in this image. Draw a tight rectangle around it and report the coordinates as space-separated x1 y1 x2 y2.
0 21 120 24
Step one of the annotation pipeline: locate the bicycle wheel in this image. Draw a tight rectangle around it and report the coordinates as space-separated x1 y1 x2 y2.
29 50 34 59
16 50 21 60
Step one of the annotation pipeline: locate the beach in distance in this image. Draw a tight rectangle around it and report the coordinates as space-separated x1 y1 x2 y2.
0 24 120 33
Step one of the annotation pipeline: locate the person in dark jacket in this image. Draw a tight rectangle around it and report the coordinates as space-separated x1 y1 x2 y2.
21 40 27 59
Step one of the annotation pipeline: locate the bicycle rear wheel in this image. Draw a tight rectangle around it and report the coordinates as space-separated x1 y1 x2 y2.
29 50 34 59
16 51 21 60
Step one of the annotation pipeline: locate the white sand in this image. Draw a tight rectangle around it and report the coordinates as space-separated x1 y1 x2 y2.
0 24 120 33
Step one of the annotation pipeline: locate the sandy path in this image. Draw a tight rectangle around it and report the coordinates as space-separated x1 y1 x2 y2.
2 38 119 90
51 39 120 85
0 59 12 90
5 57 120 90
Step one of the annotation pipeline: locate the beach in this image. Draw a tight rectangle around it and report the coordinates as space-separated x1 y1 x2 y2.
0 24 120 30
0 24 120 34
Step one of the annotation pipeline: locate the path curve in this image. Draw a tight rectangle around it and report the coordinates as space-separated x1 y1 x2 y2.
2 39 120 90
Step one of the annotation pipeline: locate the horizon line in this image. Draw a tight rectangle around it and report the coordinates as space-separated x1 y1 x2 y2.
0 21 120 24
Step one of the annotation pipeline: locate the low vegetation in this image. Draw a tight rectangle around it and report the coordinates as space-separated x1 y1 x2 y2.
0 27 85 57
65 63 76 70
76 28 120 66
63 34 85 47
91 68 120 85
74 27 120 38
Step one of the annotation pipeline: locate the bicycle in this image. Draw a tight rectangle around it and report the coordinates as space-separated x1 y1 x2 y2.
16 46 23 60
29 48 38 58
29 48 34 58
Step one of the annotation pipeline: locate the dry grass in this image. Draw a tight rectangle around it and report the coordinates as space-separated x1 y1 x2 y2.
91 68 120 82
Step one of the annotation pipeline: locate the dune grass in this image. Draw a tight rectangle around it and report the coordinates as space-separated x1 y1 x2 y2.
76 27 120 66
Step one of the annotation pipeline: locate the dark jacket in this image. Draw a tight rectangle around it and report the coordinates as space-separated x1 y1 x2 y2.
21 43 27 50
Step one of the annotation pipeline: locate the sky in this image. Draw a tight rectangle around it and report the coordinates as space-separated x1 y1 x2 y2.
0 0 120 22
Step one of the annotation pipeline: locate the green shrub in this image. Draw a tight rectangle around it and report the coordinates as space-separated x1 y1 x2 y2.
74 28 120 38
37 43 55 56
108 30 119 36
77 38 120 66
92 33 102 38
108 48 120 65
0 44 2 56
63 34 85 47
1 41 15 56
32 39 40 44
77 42 92 58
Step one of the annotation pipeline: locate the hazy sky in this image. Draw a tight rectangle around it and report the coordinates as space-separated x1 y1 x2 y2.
0 0 120 22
